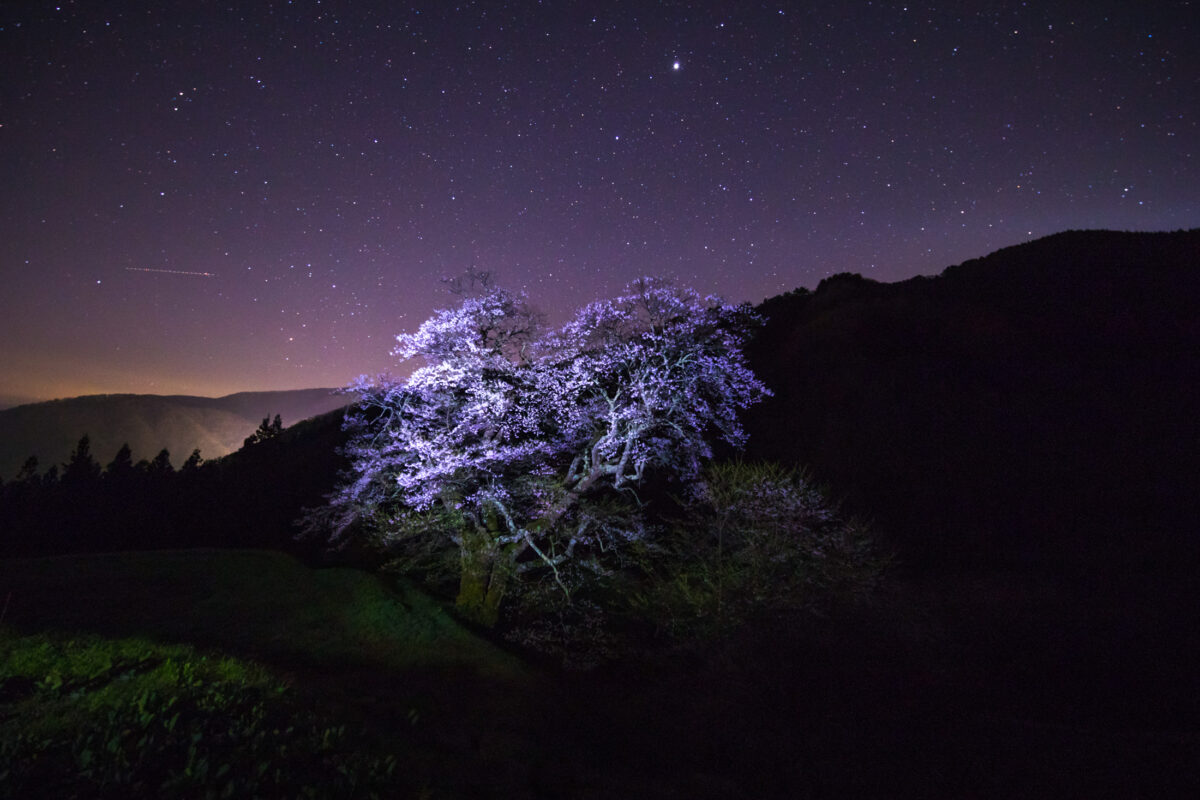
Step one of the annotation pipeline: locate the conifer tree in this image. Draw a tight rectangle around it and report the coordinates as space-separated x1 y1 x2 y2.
147 448 174 476
105 443 135 482
62 434 102 487
181 448 203 472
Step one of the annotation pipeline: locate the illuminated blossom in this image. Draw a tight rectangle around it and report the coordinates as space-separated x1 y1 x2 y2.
314 279 769 624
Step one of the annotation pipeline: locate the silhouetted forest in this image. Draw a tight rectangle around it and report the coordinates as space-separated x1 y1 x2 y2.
0 411 348 560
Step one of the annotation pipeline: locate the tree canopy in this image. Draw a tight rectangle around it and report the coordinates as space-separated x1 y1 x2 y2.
312 279 769 624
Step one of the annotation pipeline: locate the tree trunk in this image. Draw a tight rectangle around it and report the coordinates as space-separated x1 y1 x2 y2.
455 528 508 627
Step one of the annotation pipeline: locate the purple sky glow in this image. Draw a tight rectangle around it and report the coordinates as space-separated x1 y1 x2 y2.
1 1 1195 401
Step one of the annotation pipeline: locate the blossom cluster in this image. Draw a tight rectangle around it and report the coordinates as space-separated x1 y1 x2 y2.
322 278 770 585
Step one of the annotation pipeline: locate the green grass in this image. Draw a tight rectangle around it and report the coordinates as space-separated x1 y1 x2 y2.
0 630 403 797
0 549 533 798
0 549 523 676
4 549 1197 798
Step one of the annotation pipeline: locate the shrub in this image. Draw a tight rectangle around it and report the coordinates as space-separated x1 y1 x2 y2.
627 461 886 643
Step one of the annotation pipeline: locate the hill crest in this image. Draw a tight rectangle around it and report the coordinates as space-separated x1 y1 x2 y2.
746 228 1199 569
0 388 348 478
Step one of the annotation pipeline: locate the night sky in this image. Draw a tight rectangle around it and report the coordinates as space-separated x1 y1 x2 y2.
2 1 1195 402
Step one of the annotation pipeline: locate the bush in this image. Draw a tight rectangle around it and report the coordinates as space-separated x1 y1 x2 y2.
626 461 887 643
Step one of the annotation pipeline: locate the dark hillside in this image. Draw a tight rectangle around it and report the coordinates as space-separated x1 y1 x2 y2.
745 229 1199 573
0 408 350 559
188 407 351 556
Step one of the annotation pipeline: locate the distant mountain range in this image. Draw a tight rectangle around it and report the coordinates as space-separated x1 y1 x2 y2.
0 395 42 412
0 389 348 478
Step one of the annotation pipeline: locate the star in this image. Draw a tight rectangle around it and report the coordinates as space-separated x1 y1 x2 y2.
0 2 1191 399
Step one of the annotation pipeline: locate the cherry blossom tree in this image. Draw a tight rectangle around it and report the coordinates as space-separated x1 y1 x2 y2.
314 278 769 625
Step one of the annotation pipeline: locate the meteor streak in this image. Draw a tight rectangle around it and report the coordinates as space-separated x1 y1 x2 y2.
125 267 216 277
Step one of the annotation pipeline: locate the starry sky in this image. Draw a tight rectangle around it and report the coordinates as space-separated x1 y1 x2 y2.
2 1 1195 403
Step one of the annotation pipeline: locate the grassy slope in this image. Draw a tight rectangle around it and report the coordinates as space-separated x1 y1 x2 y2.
3 551 1200 798
0 549 541 798
0 549 520 676
0 631 405 797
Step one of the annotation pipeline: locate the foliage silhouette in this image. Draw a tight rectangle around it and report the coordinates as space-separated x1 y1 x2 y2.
243 414 284 448
104 443 135 482
61 434 101 488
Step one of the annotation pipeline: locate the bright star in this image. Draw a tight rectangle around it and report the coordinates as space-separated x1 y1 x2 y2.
672 61 681 70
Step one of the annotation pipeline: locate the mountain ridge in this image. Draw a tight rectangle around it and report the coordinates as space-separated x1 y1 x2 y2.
0 388 348 478
744 227 1199 571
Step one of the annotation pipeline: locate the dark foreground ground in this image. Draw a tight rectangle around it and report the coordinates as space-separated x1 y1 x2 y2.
2 550 1198 798
475 569 1200 799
